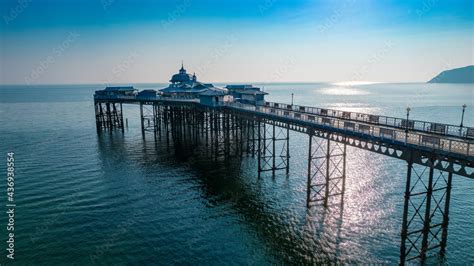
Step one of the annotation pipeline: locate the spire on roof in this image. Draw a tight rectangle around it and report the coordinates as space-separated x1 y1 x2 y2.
179 60 186 74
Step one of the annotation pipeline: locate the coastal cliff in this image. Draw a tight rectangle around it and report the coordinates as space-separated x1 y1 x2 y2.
428 65 474 83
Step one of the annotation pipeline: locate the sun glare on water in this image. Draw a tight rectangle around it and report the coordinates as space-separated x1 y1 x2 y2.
316 81 380 96
319 86 370 96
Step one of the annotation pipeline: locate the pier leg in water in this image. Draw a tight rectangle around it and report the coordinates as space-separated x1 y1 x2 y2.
106 103 112 129
257 119 262 178
212 111 226 160
306 131 346 208
94 101 103 131
120 103 124 132
246 119 257 157
257 121 290 178
140 102 144 136
94 101 124 132
153 104 160 139
399 154 453 264
286 124 290 175
140 103 157 137
224 111 230 158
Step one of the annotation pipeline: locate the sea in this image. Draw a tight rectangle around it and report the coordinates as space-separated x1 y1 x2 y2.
0 82 473 264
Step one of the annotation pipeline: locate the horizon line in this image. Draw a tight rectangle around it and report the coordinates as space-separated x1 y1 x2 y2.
0 80 432 87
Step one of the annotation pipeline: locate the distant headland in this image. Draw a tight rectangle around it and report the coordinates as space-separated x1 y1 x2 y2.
428 65 474 83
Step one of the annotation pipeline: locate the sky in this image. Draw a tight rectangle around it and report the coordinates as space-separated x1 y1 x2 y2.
0 0 473 84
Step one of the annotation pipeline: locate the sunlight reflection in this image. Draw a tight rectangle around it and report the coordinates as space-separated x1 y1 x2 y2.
299 146 396 263
325 105 383 115
318 86 370 96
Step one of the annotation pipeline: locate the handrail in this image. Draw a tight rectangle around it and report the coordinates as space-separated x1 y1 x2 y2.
263 101 474 140
227 102 473 158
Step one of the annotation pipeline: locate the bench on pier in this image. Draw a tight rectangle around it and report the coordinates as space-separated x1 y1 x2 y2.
369 115 379 123
380 128 395 139
466 128 474 138
322 117 332 125
359 124 371 134
421 135 441 147
342 112 351 119
344 121 355 130
429 123 446 134
401 119 415 129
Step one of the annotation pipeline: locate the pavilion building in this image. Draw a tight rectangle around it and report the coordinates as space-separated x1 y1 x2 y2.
160 64 227 99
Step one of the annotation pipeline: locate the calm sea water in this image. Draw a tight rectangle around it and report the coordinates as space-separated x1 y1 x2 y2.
0 83 473 264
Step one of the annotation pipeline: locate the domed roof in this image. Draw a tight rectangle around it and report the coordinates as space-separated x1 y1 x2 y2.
170 63 195 83
170 73 193 83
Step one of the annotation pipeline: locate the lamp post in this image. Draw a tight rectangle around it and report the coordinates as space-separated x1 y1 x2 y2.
405 107 411 144
460 104 467 127
291 93 294 106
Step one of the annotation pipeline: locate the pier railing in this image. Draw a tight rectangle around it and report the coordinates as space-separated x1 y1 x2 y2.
263 101 474 140
228 102 473 157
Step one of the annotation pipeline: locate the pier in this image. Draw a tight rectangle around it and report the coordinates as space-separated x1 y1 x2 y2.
94 68 473 264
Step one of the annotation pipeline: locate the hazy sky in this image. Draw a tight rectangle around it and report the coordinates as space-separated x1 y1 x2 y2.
0 0 473 84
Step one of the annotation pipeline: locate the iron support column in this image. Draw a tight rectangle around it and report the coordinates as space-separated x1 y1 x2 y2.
140 103 144 135
420 160 435 261
324 136 331 207
306 132 313 208
272 123 276 176
120 103 124 131
286 125 290 174
307 132 346 208
440 172 453 255
400 153 413 264
257 120 262 178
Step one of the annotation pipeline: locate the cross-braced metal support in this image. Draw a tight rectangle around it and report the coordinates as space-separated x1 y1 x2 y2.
222 111 242 157
210 110 226 160
306 131 347 208
154 104 163 138
140 103 157 135
246 119 258 157
95 101 124 131
257 120 290 177
400 154 453 264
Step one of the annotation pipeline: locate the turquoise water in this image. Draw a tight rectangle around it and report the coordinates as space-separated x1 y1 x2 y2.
0 83 473 264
